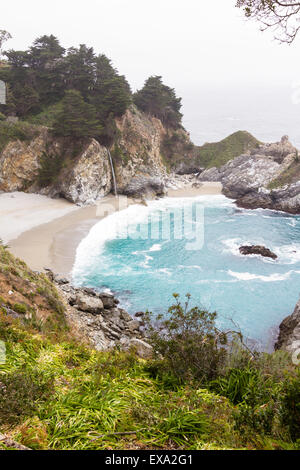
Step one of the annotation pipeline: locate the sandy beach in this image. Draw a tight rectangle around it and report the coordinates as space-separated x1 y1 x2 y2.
0 182 222 276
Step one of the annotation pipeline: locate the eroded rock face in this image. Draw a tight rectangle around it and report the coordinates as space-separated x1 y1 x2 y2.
276 298 300 354
239 245 277 260
113 107 168 192
0 129 48 191
52 139 112 205
198 136 300 214
122 176 166 199
0 107 195 203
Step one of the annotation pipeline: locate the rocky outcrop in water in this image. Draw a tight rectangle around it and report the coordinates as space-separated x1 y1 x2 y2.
276 298 300 355
239 245 278 260
199 136 300 214
53 276 152 358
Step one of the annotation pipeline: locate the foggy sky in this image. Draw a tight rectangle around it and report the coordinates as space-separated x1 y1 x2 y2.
2 0 300 144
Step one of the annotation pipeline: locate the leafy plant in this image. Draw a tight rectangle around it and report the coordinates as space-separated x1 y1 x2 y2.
0 370 54 425
144 294 229 384
37 150 63 187
280 372 300 441
12 303 27 314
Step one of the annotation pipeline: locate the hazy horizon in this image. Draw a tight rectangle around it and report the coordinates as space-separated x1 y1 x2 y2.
2 0 300 146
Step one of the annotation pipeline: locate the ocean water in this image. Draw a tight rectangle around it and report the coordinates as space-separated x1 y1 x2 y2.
72 195 300 349
181 84 300 148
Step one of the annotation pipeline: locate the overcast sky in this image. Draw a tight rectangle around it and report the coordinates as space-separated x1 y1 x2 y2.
2 0 300 144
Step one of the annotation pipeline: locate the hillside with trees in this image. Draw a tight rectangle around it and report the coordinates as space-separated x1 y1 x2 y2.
0 34 183 146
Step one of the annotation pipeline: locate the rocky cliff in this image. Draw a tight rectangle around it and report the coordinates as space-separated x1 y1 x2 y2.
275 299 300 355
0 243 151 358
199 136 300 214
0 106 196 204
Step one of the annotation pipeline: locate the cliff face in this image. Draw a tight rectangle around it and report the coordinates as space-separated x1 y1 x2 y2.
0 107 195 203
41 139 113 205
199 136 300 214
276 299 300 354
0 128 48 192
113 107 168 190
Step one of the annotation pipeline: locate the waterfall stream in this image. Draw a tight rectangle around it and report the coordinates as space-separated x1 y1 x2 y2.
107 148 118 196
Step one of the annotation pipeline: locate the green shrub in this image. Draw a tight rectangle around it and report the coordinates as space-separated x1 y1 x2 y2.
233 401 276 436
28 102 62 127
280 372 300 441
13 303 27 314
37 151 63 187
144 294 229 384
0 370 54 425
0 121 40 153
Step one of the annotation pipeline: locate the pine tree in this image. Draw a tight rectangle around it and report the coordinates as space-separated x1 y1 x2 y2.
134 76 182 128
52 89 102 138
90 54 131 124
64 45 96 99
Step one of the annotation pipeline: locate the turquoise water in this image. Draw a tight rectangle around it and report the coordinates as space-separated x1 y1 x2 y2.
72 195 300 349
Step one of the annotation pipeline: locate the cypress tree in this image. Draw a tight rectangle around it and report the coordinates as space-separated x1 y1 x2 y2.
52 89 102 138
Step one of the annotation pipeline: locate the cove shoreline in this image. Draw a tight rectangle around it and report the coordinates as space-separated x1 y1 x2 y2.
1 182 223 276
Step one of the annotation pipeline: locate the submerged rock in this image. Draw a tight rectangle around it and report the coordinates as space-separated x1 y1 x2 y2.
239 245 278 260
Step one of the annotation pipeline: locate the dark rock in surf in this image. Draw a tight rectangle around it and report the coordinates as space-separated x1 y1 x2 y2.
239 245 277 260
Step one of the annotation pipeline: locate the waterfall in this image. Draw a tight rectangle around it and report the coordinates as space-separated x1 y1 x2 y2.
107 148 118 196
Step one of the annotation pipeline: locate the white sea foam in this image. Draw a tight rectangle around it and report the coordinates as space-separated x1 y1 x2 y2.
157 268 172 276
228 269 300 282
273 244 300 264
140 255 153 268
222 238 278 263
222 237 300 266
73 195 234 277
149 244 162 252
178 264 203 271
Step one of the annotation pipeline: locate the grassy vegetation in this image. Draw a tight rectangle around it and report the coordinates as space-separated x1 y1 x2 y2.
0 120 40 153
0 312 299 450
0 244 67 338
0 323 235 450
161 131 195 170
268 160 300 189
0 247 299 450
195 131 260 169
